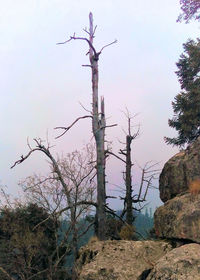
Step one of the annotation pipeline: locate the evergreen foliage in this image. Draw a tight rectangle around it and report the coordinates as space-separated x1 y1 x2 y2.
134 208 154 239
165 39 200 147
178 0 200 23
61 208 154 252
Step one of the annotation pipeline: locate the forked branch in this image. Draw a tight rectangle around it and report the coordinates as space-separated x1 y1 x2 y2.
57 15 117 62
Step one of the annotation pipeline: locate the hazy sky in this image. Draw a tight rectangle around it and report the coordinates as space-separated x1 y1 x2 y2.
0 0 199 210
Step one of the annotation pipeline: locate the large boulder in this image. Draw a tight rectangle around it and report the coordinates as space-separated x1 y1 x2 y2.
146 243 200 280
76 240 172 280
154 192 200 243
159 136 200 202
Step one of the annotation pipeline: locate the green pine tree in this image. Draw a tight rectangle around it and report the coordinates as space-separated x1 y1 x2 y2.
178 0 200 23
165 38 200 147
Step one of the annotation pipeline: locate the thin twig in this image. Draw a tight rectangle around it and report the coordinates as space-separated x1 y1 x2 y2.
99 39 117 53
0 267 16 280
79 102 92 114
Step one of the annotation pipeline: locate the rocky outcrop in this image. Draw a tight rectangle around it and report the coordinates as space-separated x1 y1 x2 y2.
154 192 200 243
159 137 200 202
146 243 200 280
155 137 200 243
76 137 200 279
76 240 172 280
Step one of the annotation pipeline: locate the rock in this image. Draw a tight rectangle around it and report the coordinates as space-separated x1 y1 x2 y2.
76 240 172 280
159 136 200 202
154 192 200 243
146 243 200 280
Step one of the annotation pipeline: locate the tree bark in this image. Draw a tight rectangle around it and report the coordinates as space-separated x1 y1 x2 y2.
89 13 106 240
125 135 134 225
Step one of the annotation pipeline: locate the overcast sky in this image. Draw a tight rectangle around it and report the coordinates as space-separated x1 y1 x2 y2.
0 0 199 210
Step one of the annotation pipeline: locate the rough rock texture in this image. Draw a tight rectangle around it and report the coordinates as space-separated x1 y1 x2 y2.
76 240 172 280
146 243 200 280
154 192 200 243
159 137 200 202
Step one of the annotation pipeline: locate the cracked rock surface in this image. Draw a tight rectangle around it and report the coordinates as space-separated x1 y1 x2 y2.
76 240 172 280
146 243 200 280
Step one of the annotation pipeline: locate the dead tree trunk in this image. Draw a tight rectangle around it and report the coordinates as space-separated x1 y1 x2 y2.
107 110 159 226
117 112 137 225
125 134 134 225
120 113 159 224
87 13 106 240
55 13 117 240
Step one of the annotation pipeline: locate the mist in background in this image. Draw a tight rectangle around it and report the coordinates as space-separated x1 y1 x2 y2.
0 0 199 211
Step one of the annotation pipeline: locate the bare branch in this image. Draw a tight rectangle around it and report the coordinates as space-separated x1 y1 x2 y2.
106 195 117 199
57 35 98 58
82 64 92 68
109 182 124 191
99 39 117 53
11 148 41 168
119 149 127 156
93 25 97 37
106 151 126 163
0 267 16 280
78 221 95 239
79 102 92 114
27 269 49 280
83 24 97 38
54 115 92 139
138 168 145 201
93 123 117 136
83 28 90 36
104 123 117 129
27 137 32 150
57 32 76 44
54 200 97 217
105 205 126 224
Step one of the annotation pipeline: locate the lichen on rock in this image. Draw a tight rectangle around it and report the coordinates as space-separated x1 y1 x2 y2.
159 137 200 202
146 243 200 280
154 191 200 243
76 240 172 280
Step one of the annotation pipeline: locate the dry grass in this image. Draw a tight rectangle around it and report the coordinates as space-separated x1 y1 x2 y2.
88 235 99 244
189 179 200 195
119 225 136 240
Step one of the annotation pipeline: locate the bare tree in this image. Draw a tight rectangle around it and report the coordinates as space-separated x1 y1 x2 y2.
107 110 159 226
56 12 117 240
12 139 97 278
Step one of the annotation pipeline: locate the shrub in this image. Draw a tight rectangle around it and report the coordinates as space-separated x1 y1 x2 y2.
119 225 136 240
105 217 124 240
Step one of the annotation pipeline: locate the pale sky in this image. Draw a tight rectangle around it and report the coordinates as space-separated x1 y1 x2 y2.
0 0 199 211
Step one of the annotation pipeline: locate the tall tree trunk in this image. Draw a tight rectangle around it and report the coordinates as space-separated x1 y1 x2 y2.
71 212 78 280
125 135 134 225
89 13 106 240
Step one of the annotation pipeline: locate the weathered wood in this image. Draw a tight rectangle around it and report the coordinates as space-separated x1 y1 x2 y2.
125 135 134 225
89 13 106 240
55 12 117 240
